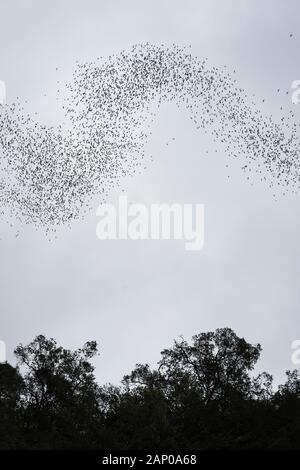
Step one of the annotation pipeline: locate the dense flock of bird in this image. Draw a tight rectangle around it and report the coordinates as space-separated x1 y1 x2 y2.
0 43 299 233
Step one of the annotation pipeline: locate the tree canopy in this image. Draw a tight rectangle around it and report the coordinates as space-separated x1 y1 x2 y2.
0 327 300 449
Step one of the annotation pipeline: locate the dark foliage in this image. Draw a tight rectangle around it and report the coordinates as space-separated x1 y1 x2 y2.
0 328 300 449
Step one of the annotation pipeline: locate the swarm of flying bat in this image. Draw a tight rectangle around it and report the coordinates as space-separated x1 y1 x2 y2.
0 43 299 232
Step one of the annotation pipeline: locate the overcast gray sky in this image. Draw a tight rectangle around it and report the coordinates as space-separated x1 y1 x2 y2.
0 0 300 386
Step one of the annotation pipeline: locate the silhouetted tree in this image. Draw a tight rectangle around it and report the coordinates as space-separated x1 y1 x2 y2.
0 363 23 448
120 328 263 448
1 327 300 449
14 335 102 448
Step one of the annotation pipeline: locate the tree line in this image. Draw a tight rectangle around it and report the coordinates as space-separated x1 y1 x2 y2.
1 327 300 449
